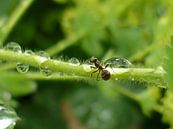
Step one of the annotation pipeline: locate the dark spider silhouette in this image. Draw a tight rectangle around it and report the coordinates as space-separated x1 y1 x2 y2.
89 57 110 81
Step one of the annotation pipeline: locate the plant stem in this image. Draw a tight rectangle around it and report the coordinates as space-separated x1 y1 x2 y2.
23 72 89 81
0 0 33 43
0 49 166 88
46 32 84 56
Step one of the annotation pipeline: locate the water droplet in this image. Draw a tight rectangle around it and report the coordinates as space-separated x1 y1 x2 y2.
16 63 29 73
84 59 91 65
57 55 69 62
36 51 50 59
5 42 22 53
115 78 118 80
24 50 34 55
40 61 52 77
104 57 132 68
83 64 91 72
36 51 50 63
0 105 19 129
68 57 80 66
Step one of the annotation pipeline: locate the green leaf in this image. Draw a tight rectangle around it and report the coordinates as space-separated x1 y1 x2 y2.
0 72 37 97
163 36 173 91
68 87 143 129
137 86 160 116
161 91 173 128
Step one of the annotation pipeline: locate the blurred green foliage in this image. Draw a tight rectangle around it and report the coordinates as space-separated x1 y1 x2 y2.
0 0 173 129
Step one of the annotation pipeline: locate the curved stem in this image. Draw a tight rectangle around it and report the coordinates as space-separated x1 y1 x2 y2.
0 0 34 43
0 49 166 88
46 32 84 56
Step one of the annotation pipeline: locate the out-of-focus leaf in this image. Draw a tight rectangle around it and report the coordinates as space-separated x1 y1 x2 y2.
145 47 165 67
137 86 160 116
0 104 19 129
0 0 20 44
68 87 143 129
16 83 67 129
62 0 108 56
161 91 173 128
0 72 37 97
0 87 11 104
53 0 67 4
163 36 173 91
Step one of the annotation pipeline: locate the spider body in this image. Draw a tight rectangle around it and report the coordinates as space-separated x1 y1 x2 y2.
90 57 110 81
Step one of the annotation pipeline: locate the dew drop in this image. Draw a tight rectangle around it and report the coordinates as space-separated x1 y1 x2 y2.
115 78 118 80
0 105 19 129
83 64 91 72
5 42 22 53
60 55 69 61
68 57 80 66
36 51 50 64
83 58 95 72
131 78 135 81
40 61 52 77
36 51 50 59
16 62 29 73
24 50 34 55
84 59 91 65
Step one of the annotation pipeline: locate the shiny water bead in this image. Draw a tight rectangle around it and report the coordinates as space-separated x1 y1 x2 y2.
104 57 132 68
5 42 22 53
36 51 50 59
68 57 80 66
24 50 34 55
84 57 97 66
0 105 19 129
39 61 52 77
16 63 29 73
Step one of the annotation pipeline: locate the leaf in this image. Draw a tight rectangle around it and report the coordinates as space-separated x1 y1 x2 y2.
163 36 173 91
137 86 160 116
0 72 37 97
68 87 144 129
161 91 173 128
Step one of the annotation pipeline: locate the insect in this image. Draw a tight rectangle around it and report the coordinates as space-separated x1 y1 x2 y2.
89 56 110 81
104 57 132 68
89 57 132 81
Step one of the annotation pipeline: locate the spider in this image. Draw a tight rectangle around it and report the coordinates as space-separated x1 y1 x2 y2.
89 57 110 81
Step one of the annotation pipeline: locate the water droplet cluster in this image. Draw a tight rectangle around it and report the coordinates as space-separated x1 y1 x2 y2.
3 42 82 77
4 42 53 76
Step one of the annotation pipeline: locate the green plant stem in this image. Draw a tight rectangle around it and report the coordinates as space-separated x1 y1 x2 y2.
0 49 166 88
111 67 166 87
46 32 84 56
24 72 89 81
0 0 33 43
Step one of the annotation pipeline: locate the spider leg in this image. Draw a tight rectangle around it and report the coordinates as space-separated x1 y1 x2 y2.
90 66 97 69
96 70 101 81
90 69 99 77
105 64 114 72
105 64 109 68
